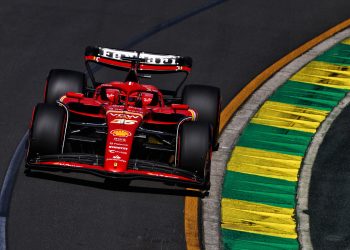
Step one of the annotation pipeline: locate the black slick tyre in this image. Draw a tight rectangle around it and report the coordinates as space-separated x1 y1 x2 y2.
27 103 67 160
178 122 211 190
182 84 220 150
45 69 86 104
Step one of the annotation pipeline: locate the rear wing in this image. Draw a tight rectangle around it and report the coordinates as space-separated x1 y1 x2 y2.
85 46 192 73
85 46 192 95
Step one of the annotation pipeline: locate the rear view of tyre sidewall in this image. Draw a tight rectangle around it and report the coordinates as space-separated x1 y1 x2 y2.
45 69 86 104
28 104 66 159
182 84 220 147
178 122 211 182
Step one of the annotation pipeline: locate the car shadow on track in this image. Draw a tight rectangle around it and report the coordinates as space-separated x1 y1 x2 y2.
24 170 203 197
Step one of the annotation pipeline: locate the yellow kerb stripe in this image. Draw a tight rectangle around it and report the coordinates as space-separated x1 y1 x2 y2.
221 198 297 239
228 146 302 182
342 38 350 45
250 101 328 133
290 61 350 90
186 19 350 250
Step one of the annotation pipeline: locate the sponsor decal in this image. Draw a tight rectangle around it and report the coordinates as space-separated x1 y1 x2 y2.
101 48 138 61
139 53 177 65
109 148 127 153
107 158 127 163
113 151 127 155
128 106 143 112
107 110 143 118
100 48 177 65
111 118 137 125
112 155 121 160
143 97 152 102
110 129 131 137
110 114 140 119
112 146 128 151
109 144 128 148
113 137 127 142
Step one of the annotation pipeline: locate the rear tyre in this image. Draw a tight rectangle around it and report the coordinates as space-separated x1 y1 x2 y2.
182 84 221 150
45 69 86 104
178 122 211 190
27 104 66 160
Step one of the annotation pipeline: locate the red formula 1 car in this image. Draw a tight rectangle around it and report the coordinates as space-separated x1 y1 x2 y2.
26 46 220 192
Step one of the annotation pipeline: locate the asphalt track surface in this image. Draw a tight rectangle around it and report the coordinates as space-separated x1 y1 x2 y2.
309 103 350 250
0 0 350 249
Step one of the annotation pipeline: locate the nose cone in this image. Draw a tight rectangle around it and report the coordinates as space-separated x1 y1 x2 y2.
104 109 143 172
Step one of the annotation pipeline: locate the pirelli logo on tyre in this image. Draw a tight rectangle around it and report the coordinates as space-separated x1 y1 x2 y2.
110 129 131 137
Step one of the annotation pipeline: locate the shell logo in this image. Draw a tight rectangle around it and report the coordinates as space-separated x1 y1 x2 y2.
110 129 131 137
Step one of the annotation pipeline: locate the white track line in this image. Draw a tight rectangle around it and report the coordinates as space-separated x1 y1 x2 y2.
0 131 28 250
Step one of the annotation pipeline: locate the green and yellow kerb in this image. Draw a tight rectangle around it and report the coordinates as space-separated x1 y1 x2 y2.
221 38 350 249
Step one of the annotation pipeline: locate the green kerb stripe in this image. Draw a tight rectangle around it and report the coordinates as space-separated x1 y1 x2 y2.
221 37 350 249
316 43 350 66
269 80 347 111
222 171 296 208
222 229 299 250
237 123 313 156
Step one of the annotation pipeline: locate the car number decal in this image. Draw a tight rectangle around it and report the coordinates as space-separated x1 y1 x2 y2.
111 118 137 125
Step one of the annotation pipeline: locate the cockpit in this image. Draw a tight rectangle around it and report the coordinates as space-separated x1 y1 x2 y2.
97 86 160 107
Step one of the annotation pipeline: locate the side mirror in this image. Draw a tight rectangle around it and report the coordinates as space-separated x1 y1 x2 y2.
66 92 84 99
171 104 189 110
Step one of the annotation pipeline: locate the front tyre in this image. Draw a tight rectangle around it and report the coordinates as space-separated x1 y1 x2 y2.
27 103 67 160
178 122 211 191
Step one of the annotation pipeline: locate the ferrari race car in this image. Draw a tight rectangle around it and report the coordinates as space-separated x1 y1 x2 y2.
26 46 221 192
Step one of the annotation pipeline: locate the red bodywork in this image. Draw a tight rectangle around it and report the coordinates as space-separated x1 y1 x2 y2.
27 47 207 187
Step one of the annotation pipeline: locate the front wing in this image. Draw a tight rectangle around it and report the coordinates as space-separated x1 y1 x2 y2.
26 154 206 189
